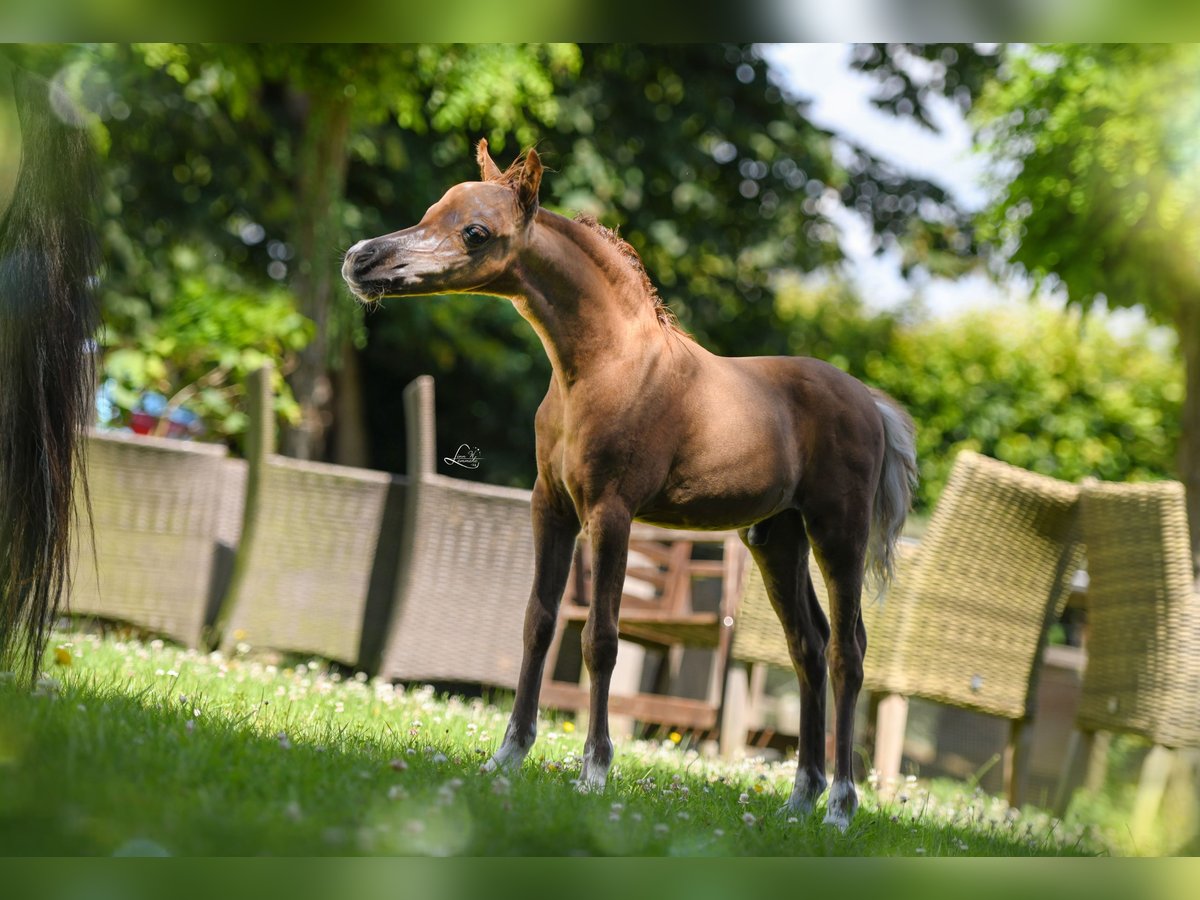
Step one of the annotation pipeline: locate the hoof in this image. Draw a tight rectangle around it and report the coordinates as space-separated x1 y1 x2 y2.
822 779 858 832
784 767 828 816
576 777 603 795
483 737 530 774
580 742 612 792
579 763 608 793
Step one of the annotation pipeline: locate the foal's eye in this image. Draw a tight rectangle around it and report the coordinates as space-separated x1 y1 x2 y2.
463 224 491 248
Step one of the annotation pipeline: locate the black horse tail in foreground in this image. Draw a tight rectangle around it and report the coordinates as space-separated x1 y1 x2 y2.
0 59 99 682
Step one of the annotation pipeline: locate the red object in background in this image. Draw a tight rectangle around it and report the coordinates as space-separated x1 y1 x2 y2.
129 410 157 435
129 411 193 439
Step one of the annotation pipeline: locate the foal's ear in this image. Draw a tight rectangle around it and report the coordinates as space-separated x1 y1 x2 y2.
517 148 543 216
476 138 503 182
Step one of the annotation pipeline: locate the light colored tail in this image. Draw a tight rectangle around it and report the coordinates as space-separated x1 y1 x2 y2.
867 390 918 589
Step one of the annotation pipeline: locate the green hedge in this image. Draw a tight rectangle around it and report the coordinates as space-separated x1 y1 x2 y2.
864 307 1183 511
774 278 1183 511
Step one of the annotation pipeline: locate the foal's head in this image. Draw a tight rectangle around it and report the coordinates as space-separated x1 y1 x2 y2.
342 140 542 302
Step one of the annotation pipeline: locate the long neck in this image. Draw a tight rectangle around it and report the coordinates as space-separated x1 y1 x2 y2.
499 210 671 388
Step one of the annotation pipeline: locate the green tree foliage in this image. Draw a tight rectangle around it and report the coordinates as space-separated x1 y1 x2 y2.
973 44 1200 575
845 42 1003 276
24 43 580 461
546 44 842 353
772 274 902 374
101 276 313 447
866 308 1183 511
852 43 1002 131
8 44 318 446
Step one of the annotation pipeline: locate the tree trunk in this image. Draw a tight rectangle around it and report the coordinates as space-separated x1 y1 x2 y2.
1178 299 1200 588
281 88 353 460
332 335 370 468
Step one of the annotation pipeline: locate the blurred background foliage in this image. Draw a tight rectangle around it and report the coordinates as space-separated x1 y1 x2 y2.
774 277 1182 510
7 43 1192 515
99 277 313 444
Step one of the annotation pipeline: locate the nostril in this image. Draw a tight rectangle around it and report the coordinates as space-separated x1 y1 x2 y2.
351 242 382 276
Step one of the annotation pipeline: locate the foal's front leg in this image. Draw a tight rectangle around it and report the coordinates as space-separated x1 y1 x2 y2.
484 481 579 773
579 503 632 790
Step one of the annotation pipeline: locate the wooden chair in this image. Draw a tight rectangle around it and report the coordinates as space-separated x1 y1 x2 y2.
1055 479 1200 837
541 525 746 735
70 429 231 647
721 451 1084 808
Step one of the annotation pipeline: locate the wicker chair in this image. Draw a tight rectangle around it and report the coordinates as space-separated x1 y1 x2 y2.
70 430 230 646
1055 479 1200 833
721 451 1083 807
375 376 536 689
875 452 1083 805
207 457 247 630
216 367 407 668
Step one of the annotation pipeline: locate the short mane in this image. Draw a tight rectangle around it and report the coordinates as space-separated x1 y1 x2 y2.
572 213 691 339
497 151 690 339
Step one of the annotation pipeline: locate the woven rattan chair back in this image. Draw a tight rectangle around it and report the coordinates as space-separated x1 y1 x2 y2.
884 451 1083 720
221 456 405 666
376 377 537 689
71 430 229 646
215 367 407 667
1076 479 1200 747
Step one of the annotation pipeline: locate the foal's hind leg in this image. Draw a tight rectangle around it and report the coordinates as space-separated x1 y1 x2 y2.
741 510 830 814
484 480 579 774
806 504 872 831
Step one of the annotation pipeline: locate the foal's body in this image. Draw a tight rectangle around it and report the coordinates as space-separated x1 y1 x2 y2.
537 328 884 536
343 143 916 829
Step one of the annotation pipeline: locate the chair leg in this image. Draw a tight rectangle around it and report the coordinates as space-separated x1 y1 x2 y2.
1053 728 1095 817
607 639 645 740
1085 730 1112 793
1004 718 1033 810
748 662 768 725
719 660 752 761
873 693 908 794
1172 749 1200 851
1132 743 1174 843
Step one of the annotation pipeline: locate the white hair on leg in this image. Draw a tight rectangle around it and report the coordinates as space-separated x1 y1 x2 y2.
784 766 828 815
823 778 859 831
579 737 613 792
481 723 535 774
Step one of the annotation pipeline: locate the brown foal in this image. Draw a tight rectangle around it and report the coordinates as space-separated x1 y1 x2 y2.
342 141 917 829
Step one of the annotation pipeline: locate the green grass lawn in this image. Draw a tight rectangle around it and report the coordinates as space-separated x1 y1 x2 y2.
0 631 1125 856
